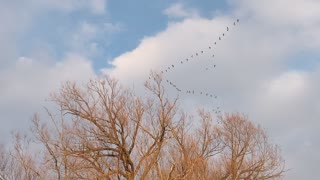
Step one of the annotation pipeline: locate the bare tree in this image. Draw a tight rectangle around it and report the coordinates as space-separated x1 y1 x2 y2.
27 73 178 179
1 74 285 180
212 113 285 180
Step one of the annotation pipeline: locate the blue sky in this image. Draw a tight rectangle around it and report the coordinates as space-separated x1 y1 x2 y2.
1 0 320 179
14 0 230 70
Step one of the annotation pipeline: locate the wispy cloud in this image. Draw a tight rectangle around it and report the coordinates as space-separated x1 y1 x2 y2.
163 3 199 19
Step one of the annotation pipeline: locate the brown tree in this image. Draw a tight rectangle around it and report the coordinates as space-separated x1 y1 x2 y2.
1 73 285 180
212 113 285 180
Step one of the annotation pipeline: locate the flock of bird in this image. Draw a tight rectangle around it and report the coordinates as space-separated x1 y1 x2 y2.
149 19 240 114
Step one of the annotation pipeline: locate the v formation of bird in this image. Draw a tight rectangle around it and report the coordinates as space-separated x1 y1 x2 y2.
149 19 240 114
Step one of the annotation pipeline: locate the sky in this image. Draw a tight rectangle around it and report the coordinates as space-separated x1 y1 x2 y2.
0 0 320 179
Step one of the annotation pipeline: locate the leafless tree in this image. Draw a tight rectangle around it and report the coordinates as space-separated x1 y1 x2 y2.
212 113 285 180
1 73 285 180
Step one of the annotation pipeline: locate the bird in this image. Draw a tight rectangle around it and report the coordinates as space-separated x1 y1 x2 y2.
165 70 167 72
168 67 170 70
214 65 216 67
209 46 211 49
227 27 229 31
186 58 188 61
172 65 174 68
223 33 225 36
181 61 183 64
191 55 193 58
237 19 239 23
234 22 236 26
219 37 221 40
161 71 163 73
212 54 214 57
201 51 203 53
214 42 217 45
196 53 198 56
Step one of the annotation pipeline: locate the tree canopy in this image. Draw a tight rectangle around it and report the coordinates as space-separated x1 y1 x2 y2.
0 74 285 180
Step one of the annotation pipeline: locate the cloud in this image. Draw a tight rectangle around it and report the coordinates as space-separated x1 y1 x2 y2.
89 0 107 14
102 1 320 179
163 3 199 19
29 0 107 14
0 0 112 144
69 21 124 57
0 53 96 143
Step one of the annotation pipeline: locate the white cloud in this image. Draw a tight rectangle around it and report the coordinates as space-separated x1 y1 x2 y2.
0 53 96 143
89 0 107 14
264 71 308 101
69 21 123 57
164 3 199 19
102 1 320 179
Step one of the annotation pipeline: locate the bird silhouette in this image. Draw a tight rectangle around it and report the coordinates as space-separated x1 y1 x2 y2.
154 18 240 110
